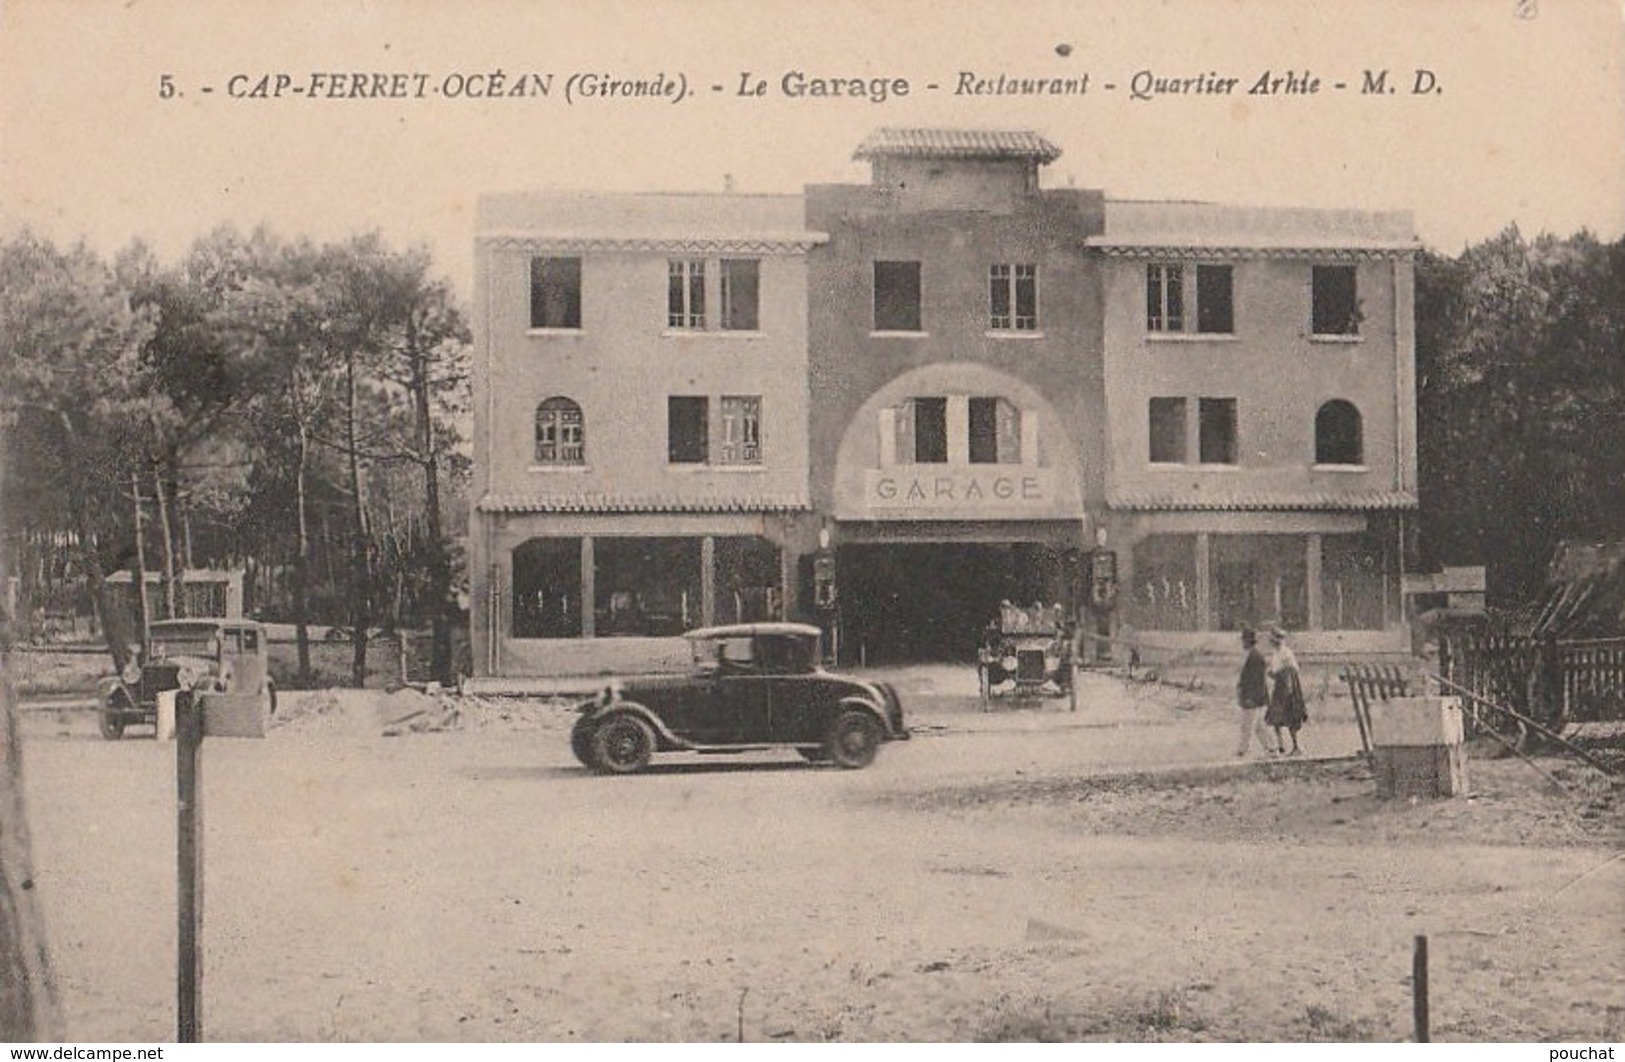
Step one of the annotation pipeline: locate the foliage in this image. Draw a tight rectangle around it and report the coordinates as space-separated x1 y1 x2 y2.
1416 228 1625 606
0 228 471 684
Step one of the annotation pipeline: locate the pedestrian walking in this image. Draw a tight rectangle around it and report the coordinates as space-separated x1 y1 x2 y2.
1235 628 1270 756
1266 625 1308 755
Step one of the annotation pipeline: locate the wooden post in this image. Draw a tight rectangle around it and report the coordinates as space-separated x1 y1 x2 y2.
1412 934 1429 1043
131 473 151 653
177 690 203 1042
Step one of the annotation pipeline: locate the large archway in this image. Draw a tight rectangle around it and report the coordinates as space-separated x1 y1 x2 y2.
826 363 1090 662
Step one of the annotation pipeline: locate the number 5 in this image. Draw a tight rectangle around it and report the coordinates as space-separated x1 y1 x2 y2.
160 74 175 99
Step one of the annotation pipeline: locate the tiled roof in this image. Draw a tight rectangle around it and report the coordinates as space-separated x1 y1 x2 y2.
1090 200 1418 253
1107 490 1419 512
853 128 1062 164
478 493 809 514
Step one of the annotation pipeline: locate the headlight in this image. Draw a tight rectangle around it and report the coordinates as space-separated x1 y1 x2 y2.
1001 656 1018 671
121 661 141 684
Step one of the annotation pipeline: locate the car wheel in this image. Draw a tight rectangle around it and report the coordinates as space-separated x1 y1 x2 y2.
825 710 881 769
570 724 600 769
593 715 654 774
100 690 130 740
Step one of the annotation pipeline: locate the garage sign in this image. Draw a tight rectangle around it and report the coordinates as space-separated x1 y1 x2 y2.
863 468 1056 512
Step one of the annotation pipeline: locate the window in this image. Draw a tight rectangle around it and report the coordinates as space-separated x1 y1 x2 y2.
968 397 1021 464
1315 400 1363 465
667 396 709 464
720 259 760 331
886 396 1025 465
668 259 706 329
1147 263 1234 334
529 257 581 329
1212 534 1309 631
874 260 922 332
1195 265 1234 334
1146 264 1183 332
1321 532 1391 630
594 537 702 637
719 396 762 465
534 397 585 465
1312 265 1360 335
1148 397 1187 464
1128 534 1199 631
512 537 583 639
989 263 1038 331
715 537 783 624
1198 398 1237 464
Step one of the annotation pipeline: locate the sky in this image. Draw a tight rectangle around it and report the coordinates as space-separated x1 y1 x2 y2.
2 0 1622 293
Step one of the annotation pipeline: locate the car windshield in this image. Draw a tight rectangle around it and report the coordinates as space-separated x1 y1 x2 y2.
148 625 221 660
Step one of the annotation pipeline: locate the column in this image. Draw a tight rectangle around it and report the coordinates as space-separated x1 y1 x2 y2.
778 540 794 619
878 406 897 467
1020 408 1040 467
946 396 970 465
1195 532 1212 631
1306 533 1324 631
580 536 595 638
701 535 716 628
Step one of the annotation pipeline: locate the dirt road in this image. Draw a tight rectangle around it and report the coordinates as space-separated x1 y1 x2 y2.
18 669 1624 1041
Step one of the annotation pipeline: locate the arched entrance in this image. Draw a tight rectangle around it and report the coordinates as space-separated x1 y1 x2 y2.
827 363 1090 662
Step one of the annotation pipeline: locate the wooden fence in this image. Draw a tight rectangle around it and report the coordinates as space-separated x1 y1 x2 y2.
1440 632 1625 726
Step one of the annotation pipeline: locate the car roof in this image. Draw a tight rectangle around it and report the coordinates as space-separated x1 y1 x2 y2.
149 618 264 631
683 622 822 641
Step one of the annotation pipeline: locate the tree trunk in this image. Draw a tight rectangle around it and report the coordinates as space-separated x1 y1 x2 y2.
292 422 313 687
1 422 65 1042
345 353 371 688
154 463 178 619
130 471 151 657
409 317 455 686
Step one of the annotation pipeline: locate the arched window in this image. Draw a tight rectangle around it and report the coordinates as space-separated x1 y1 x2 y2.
1315 400 1363 465
534 397 584 465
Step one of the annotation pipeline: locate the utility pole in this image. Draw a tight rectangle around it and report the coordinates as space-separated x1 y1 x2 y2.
130 473 152 653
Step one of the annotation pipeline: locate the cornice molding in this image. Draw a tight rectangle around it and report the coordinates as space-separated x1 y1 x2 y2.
1092 245 1418 262
478 233 827 255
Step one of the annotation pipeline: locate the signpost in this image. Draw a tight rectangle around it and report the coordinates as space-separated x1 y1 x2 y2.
176 690 202 1042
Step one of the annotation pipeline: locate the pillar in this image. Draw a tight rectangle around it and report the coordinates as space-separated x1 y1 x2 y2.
1306 533 1323 631
700 535 716 627
580 536 595 638
1195 532 1212 630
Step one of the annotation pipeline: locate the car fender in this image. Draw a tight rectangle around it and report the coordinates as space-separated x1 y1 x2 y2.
835 696 886 728
99 676 135 708
591 701 690 749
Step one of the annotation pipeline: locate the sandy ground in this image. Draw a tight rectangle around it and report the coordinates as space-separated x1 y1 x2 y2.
15 666 1625 1043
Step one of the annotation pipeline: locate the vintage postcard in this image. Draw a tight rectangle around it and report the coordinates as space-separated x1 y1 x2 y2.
2 0 1622 1049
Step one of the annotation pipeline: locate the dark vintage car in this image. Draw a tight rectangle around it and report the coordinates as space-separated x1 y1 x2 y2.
571 622 908 774
99 618 277 739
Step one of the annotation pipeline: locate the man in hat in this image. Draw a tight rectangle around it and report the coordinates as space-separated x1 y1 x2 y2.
1235 628 1271 756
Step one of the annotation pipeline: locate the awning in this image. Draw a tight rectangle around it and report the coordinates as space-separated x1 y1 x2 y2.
478 493 810 514
1107 489 1418 512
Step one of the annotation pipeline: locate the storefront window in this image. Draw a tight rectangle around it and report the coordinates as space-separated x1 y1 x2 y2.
1321 532 1391 630
1211 534 1308 632
512 538 582 639
594 538 703 637
1127 534 1200 631
715 537 782 623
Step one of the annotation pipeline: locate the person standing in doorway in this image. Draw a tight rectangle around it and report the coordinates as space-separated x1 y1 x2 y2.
1266 625 1308 755
1235 628 1270 757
